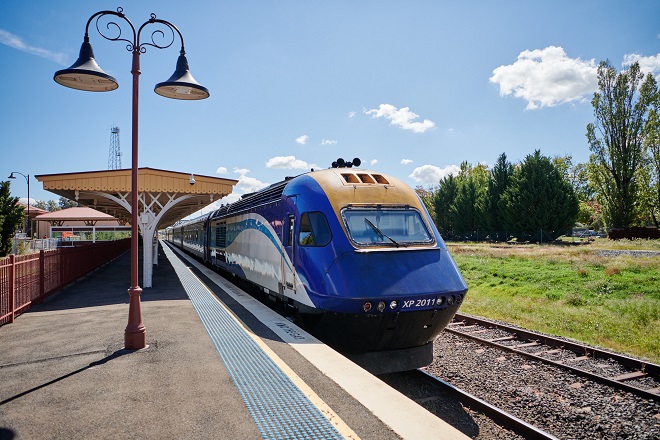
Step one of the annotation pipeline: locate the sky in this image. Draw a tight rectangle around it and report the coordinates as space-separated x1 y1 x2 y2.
2 1 659 218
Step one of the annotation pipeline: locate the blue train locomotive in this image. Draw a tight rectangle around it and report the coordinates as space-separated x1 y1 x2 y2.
166 159 468 373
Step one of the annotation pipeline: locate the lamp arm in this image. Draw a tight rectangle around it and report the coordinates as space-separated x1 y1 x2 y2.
137 15 183 54
85 7 137 52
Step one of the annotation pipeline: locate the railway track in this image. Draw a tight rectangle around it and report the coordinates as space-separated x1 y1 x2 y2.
414 369 558 439
446 313 660 401
378 368 558 439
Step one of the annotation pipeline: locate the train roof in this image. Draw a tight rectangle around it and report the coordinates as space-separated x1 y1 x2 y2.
207 167 421 220
209 178 292 219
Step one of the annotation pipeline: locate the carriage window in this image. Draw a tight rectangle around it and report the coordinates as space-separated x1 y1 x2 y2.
341 208 433 246
287 215 295 246
299 212 332 247
214 223 227 248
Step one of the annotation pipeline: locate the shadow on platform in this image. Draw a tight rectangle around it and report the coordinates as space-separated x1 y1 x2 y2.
27 246 189 313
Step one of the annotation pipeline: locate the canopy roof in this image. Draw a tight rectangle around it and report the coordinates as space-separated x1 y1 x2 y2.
35 206 117 221
35 167 237 229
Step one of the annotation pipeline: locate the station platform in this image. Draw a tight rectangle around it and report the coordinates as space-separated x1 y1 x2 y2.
0 241 468 440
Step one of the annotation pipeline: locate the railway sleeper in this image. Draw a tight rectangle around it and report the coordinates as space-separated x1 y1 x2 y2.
487 335 517 343
608 371 647 381
511 341 540 349
561 355 591 363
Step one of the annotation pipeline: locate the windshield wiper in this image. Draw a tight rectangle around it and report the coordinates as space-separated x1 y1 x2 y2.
365 218 402 247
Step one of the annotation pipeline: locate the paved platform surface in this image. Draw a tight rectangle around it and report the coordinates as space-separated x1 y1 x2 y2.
0 245 468 440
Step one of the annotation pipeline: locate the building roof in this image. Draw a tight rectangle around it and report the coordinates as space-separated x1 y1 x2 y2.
35 206 118 221
17 201 48 216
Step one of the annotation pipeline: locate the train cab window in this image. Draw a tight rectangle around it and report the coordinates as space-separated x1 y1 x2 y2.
342 207 433 246
299 212 332 247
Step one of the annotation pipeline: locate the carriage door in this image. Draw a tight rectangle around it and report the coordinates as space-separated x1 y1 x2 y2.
281 214 296 296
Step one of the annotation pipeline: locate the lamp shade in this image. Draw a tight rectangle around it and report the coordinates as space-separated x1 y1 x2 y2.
53 37 118 92
154 53 209 100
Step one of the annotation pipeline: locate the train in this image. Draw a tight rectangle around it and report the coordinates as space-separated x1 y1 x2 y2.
164 158 468 373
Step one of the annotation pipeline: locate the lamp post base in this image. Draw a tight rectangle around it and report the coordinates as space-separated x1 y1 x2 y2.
124 286 146 350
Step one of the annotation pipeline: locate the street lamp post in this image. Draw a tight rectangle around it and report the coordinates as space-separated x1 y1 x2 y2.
53 7 209 350
8 172 30 238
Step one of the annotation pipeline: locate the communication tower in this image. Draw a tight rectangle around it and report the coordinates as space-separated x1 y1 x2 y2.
108 125 122 170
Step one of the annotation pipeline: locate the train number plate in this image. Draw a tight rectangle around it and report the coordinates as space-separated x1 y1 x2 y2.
402 297 435 309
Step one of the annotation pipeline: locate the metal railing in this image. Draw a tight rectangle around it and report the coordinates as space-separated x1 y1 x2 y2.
0 238 130 326
11 238 61 255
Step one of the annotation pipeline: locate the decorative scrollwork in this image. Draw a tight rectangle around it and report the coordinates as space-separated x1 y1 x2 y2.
93 10 136 52
138 20 176 52
85 8 183 55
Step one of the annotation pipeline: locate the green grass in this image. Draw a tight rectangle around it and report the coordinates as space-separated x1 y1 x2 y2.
449 241 660 363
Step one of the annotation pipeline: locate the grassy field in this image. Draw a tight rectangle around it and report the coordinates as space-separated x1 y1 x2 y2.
448 238 660 364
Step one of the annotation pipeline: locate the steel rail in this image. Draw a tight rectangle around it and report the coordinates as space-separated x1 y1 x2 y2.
415 369 559 440
447 313 660 401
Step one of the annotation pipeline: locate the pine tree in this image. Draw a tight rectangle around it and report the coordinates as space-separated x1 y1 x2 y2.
433 174 459 239
501 150 579 242
486 153 514 240
0 181 25 256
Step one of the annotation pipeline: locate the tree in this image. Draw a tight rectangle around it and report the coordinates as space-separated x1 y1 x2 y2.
501 150 579 242
433 174 459 238
59 197 80 209
452 162 489 239
485 153 514 240
577 199 604 230
567 161 595 203
415 186 436 222
586 61 657 228
645 88 660 227
0 181 25 256
34 200 61 212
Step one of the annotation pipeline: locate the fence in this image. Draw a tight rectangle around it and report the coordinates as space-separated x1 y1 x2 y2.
11 238 60 255
0 238 130 326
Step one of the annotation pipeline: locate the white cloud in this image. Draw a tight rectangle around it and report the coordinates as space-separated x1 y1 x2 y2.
490 46 598 110
365 104 436 133
409 164 461 186
216 166 228 174
0 29 68 65
216 175 268 205
266 155 317 170
296 135 309 145
233 167 250 175
321 139 337 145
401 159 413 165
217 194 242 205
370 159 378 165
234 175 269 194
186 174 269 218
348 111 356 118
623 53 660 78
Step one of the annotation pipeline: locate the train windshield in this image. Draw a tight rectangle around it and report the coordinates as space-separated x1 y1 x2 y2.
341 207 434 246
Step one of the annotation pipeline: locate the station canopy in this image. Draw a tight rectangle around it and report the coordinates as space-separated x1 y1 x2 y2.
35 167 237 229
35 168 237 288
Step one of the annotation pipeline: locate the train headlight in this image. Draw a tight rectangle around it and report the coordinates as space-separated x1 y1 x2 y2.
436 297 446 306
389 300 399 310
447 295 455 305
362 302 373 312
377 302 386 312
